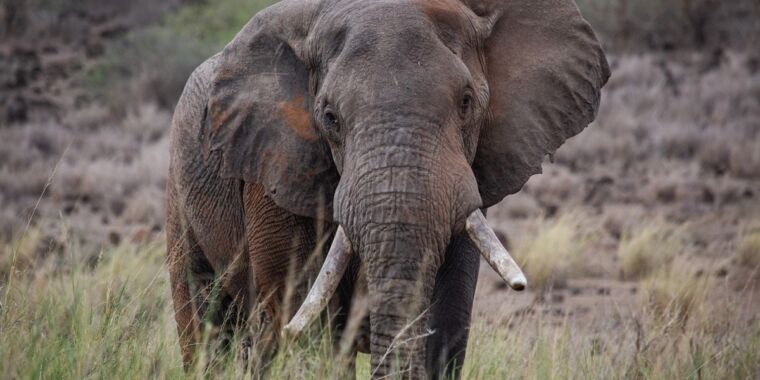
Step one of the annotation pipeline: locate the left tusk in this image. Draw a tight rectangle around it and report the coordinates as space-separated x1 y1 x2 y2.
283 226 353 338
465 210 527 291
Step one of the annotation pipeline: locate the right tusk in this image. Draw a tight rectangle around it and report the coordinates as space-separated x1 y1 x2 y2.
283 226 353 338
465 210 527 291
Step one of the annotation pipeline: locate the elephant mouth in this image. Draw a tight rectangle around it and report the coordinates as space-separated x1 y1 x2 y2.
282 209 526 338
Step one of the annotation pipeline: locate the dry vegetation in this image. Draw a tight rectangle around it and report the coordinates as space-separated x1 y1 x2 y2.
617 223 681 280
1 0 760 378
639 262 710 326
2 239 758 378
512 214 589 295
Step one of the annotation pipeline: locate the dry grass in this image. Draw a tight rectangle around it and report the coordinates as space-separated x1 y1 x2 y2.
554 51 760 214
617 223 684 280
514 214 589 296
464 301 759 380
2 236 758 379
0 237 360 379
0 227 43 278
639 264 710 326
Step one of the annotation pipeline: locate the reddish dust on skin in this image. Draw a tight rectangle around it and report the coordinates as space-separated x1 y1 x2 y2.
278 95 317 140
210 103 236 133
209 67 238 133
215 66 236 83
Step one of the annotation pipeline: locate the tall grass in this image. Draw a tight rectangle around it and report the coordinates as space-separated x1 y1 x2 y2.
0 242 182 378
0 239 360 378
2 238 757 378
464 303 760 380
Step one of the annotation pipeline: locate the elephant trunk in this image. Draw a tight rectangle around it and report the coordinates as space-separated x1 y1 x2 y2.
331 118 477 378
353 170 445 378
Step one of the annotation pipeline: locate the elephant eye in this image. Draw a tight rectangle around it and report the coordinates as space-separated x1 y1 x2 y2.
322 106 339 130
460 93 473 118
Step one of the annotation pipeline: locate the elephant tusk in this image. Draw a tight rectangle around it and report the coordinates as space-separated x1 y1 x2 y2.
465 210 527 291
283 226 353 338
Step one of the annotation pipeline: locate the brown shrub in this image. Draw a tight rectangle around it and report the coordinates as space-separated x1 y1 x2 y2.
0 102 171 247
729 139 760 179
576 0 760 51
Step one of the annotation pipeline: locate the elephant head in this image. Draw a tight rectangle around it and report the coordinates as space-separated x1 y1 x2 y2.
203 0 609 376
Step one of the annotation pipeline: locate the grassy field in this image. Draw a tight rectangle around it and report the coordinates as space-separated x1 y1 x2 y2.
2 225 758 379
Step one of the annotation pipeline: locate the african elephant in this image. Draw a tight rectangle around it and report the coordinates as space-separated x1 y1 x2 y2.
166 0 609 378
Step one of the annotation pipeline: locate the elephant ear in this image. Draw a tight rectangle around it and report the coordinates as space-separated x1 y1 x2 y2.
203 0 338 219
464 0 610 207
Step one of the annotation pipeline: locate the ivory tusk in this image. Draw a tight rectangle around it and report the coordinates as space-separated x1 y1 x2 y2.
465 210 527 291
283 226 353 337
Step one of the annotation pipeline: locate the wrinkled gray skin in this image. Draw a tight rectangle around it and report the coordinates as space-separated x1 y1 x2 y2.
167 0 609 378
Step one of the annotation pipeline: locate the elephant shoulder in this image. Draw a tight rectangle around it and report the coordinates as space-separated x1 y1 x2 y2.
171 53 221 138
168 53 228 193
169 53 222 163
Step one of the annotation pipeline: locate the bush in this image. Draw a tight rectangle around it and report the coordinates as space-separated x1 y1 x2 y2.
84 0 278 115
576 0 760 51
166 0 276 48
3 238 756 379
84 27 214 116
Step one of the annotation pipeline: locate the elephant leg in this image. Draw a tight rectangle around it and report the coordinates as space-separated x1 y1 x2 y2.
167 213 245 368
167 179 209 368
426 233 481 379
243 183 327 338
167 228 202 368
331 256 369 379
169 152 251 367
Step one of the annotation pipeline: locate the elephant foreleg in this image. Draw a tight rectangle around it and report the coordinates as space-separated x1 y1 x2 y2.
426 233 481 379
168 255 201 369
167 186 204 369
167 173 249 369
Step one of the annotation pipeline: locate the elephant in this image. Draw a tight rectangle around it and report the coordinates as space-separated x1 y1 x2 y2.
165 0 609 378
